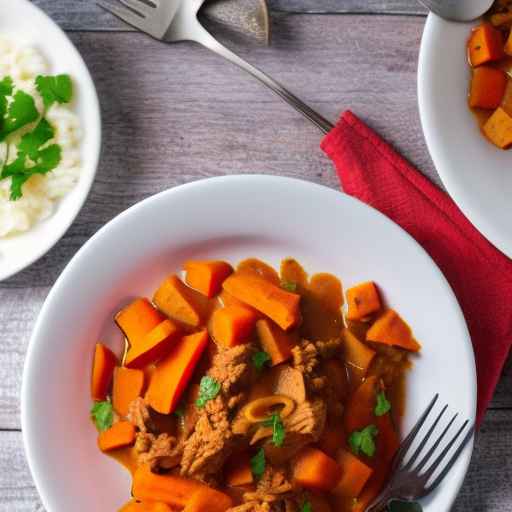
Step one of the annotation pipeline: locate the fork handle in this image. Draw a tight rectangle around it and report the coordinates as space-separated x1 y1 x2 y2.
191 20 335 134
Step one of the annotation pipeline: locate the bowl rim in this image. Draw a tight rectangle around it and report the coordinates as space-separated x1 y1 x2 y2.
21 175 477 511
0 0 102 281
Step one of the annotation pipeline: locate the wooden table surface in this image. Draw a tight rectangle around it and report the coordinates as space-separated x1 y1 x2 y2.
1 1 511 510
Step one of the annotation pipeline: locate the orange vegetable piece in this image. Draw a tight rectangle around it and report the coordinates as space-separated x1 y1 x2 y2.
91 343 118 401
505 30 512 56
98 421 136 452
223 272 301 330
483 106 512 148
119 501 173 512
333 449 373 499
469 66 507 109
366 309 421 352
115 298 164 349
318 423 346 458
184 260 233 298
132 465 205 507
146 330 209 414
343 329 376 378
292 447 342 492
344 376 379 435
256 318 296 366
468 23 504 67
211 305 257 347
346 281 381 320
153 275 202 327
225 453 253 486
183 487 233 512
112 367 145 416
125 319 181 369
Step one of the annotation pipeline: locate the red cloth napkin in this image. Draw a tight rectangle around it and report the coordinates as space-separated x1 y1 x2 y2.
321 110 512 425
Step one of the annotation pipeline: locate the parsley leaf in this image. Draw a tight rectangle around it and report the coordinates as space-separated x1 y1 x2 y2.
174 405 185 418
387 500 423 512
0 76 14 119
250 448 266 479
262 412 285 447
281 281 297 292
196 376 221 408
349 424 379 457
375 390 392 417
18 118 54 158
252 351 271 371
301 502 312 512
35 74 73 109
0 90 38 141
91 401 113 432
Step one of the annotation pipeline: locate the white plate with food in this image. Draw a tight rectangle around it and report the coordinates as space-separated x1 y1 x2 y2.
418 5 512 258
22 175 476 512
0 0 101 281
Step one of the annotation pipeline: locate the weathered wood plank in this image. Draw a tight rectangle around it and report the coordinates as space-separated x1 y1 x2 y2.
31 0 427 32
0 17 510 431
2 410 511 511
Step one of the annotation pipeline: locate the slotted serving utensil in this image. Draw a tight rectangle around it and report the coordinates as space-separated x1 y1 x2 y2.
97 0 334 133
366 394 475 512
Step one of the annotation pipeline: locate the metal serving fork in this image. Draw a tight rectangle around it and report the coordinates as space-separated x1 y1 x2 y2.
97 0 334 134
366 394 475 512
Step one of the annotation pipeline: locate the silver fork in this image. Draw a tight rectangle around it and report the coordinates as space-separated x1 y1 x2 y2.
366 394 475 512
97 0 334 134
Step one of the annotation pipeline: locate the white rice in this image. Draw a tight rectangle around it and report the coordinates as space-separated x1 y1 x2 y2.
0 35 82 237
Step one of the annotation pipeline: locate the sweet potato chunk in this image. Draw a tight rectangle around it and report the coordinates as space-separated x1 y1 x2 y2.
183 488 233 512
184 260 233 298
153 275 202 327
342 329 376 379
293 447 342 492
91 343 118 401
468 23 504 66
125 319 181 369
98 421 136 452
119 501 173 512
211 305 257 347
483 106 512 148
346 281 381 320
223 272 301 330
256 318 296 366
112 367 145 416
332 449 373 499
146 330 209 414
225 453 253 487
366 309 421 352
469 67 507 109
115 298 164 350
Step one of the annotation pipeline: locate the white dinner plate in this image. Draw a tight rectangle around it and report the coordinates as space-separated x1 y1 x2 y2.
0 0 101 281
418 13 512 258
22 176 476 511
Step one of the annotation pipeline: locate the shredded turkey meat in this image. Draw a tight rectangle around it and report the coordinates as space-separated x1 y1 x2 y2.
135 432 182 470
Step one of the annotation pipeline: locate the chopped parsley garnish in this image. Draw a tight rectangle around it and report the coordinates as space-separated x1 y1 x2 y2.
281 281 297 292
0 74 73 200
349 424 379 457
301 501 312 512
174 405 185 418
262 412 285 447
252 350 271 371
250 448 266 479
90 401 113 432
375 390 392 417
196 376 221 408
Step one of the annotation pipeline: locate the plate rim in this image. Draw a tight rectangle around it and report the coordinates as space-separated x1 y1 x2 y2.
21 175 477 511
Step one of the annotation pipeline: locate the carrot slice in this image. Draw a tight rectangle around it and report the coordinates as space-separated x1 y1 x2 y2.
469 66 507 109
112 367 145 416
223 271 301 330
146 330 209 414
366 309 420 352
256 318 296 366
211 305 257 347
344 376 379 435
119 501 173 512
115 298 164 349
292 447 342 492
125 319 181 369
91 343 118 401
346 281 381 320
225 453 253 486
132 465 205 507
183 487 233 512
98 421 136 452
468 23 504 67
343 329 376 379
184 260 233 298
332 449 373 499
154 275 203 327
